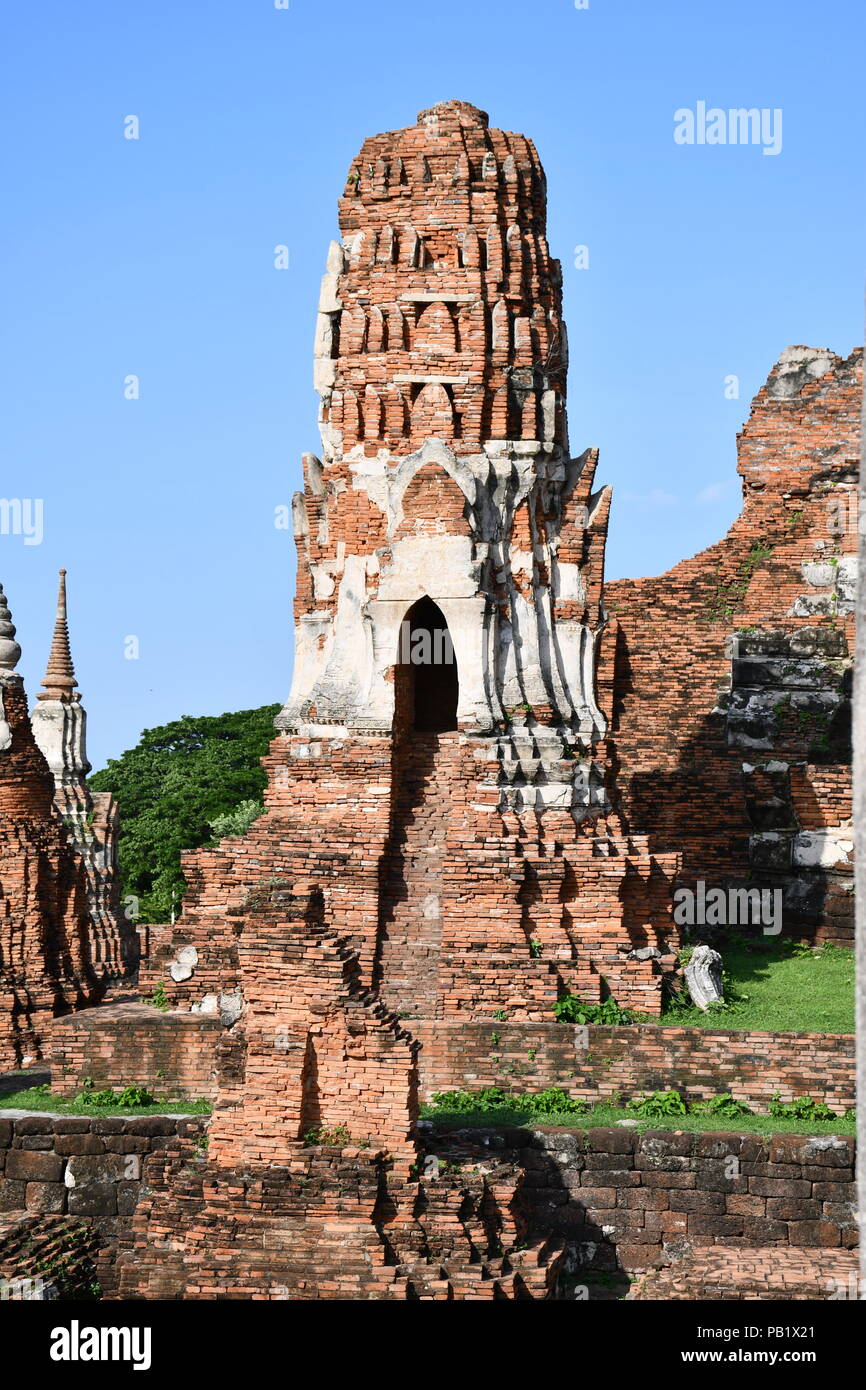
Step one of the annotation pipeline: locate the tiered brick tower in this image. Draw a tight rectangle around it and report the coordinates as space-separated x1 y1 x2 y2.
31 571 135 979
0 584 96 1067
294 97 593 741
142 100 679 1029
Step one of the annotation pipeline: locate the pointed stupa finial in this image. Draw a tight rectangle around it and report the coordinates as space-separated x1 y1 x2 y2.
0 582 22 672
38 569 79 701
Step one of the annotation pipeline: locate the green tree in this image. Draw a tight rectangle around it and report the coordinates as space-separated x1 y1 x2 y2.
89 705 280 923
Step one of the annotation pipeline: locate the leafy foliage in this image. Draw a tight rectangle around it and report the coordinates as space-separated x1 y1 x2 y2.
418 1087 854 1136
553 994 642 1025
628 1089 688 1118
303 1125 352 1146
89 705 280 922
428 1086 589 1117
77 1083 155 1109
208 799 264 841
691 1093 752 1118
768 1093 837 1121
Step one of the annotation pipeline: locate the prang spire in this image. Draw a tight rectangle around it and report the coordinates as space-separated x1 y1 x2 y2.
38 569 79 702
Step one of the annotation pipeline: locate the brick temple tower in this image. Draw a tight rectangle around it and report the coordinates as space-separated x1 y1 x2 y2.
143 102 678 1033
0 583 96 1067
286 98 604 746
31 571 135 979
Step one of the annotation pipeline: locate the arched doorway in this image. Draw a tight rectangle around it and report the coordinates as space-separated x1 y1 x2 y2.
395 596 458 733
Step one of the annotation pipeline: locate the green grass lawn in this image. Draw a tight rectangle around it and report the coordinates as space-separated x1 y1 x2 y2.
0 1082 211 1117
420 1101 855 1138
661 940 854 1033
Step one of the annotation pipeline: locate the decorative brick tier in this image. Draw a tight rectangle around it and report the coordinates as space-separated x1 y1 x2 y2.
48 1003 221 1101
413 1020 856 1114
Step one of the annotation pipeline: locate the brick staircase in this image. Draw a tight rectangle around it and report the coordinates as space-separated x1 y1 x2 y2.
118 1143 561 1301
376 732 459 1017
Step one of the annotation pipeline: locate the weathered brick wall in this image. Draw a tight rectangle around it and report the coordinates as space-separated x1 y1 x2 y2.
48 1002 221 1101
427 1125 858 1277
0 1111 206 1296
628 1245 858 1300
413 1020 855 1113
117 1122 856 1298
45 1010 855 1119
600 348 861 950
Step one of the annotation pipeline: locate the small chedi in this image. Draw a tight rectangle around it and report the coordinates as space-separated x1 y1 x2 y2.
0 574 134 1070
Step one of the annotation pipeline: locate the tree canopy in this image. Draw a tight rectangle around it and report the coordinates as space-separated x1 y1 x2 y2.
89 705 280 923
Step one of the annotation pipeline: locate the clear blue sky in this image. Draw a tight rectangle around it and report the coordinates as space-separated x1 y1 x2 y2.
1 0 863 770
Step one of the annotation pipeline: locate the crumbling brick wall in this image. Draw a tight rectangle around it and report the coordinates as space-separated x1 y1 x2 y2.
600 347 860 948
205 886 418 1168
0 1112 207 1297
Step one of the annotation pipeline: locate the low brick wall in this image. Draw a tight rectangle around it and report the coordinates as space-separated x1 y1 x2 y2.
428 1125 858 1277
1 1114 854 1297
0 1111 207 1296
413 1021 855 1114
48 1003 221 1101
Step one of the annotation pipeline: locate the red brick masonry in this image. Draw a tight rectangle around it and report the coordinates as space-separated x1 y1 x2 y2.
48 1003 222 1101
47 1007 854 1116
414 1020 855 1113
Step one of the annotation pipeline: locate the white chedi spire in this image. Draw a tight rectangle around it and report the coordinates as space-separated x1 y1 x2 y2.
31 570 91 798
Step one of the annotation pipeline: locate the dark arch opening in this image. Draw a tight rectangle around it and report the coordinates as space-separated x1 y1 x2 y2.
395 596 459 733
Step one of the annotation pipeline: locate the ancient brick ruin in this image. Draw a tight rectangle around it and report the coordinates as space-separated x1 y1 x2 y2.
601 345 860 952
143 97 679 1032
30 571 130 977
0 100 859 1302
0 575 133 1071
